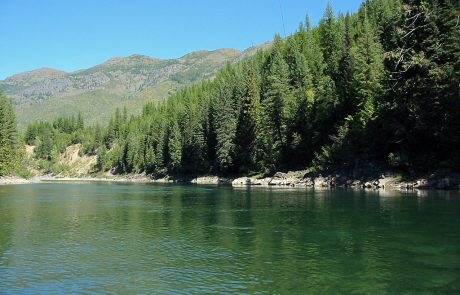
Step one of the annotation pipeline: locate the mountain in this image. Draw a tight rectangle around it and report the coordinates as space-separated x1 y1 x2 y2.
1 45 269 130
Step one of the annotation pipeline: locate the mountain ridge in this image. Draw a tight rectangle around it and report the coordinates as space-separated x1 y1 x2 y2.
1 44 270 130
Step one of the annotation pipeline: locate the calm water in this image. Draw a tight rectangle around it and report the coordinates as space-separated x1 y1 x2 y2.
0 183 459 294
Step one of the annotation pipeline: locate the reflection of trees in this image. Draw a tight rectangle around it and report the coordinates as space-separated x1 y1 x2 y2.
1 184 459 293
0 186 14 263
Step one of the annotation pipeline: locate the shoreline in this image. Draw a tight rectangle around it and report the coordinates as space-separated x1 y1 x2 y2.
2 171 460 190
0 176 32 185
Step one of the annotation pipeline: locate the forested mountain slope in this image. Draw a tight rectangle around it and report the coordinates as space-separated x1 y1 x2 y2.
24 0 460 177
1 45 268 130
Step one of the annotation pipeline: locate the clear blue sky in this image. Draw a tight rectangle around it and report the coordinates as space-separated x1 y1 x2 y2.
0 0 363 79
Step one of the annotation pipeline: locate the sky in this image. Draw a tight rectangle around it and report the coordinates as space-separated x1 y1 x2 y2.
0 0 363 79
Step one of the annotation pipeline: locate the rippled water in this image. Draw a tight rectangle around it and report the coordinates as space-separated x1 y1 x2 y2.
1 183 460 294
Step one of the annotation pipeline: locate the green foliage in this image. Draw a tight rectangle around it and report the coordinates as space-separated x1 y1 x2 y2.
352 12 384 125
383 0 460 170
23 0 460 177
0 91 23 175
235 62 261 173
95 144 107 171
168 121 182 172
259 36 294 167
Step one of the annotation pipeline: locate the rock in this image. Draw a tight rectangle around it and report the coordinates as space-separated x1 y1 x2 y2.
191 176 227 185
269 171 304 186
269 178 293 186
363 181 373 188
0 176 30 185
151 172 167 180
304 177 314 186
255 178 272 186
231 171 460 190
314 176 329 187
152 176 174 183
232 177 257 186
273 172 287 179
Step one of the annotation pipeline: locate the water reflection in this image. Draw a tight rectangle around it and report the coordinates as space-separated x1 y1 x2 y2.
0 183 459 293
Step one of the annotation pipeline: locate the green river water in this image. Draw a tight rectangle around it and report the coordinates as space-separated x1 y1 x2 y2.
0 183 459 294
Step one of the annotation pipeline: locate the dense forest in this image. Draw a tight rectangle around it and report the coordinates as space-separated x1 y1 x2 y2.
14 0 460 177
0 91 22 175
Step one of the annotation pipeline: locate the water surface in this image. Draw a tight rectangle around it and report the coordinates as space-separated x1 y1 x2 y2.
1 183 459 294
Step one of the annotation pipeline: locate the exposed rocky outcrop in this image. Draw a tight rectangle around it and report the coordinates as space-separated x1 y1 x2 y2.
4 172 460 190
395 174 460 190
58 144 96 176
190 176 230 185
231 171 460 190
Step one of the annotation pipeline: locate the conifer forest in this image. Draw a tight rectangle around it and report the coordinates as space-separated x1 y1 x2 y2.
3 0 460 178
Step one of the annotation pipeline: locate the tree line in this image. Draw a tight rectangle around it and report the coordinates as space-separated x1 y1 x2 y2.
0 91 22 175
20 0 460 177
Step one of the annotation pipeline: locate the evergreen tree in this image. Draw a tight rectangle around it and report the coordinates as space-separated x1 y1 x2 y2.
96 144 106 171
214 65 239 173
77 112 84 130
386 0 460 169
0 92 22 175
260 36 293 167
318 3 342 81
168 121 182 172
352 9 384 125
235 62 261 172
21 0 458 176
337 13 356 117
35 127 53 160
284 37 314 167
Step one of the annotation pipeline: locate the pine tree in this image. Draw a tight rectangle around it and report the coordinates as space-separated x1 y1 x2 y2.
35 127 53 160
96 144 106 171
94 124 102 150
337 13 356 117
168 121 182 172
260 36 293 167
20 0 458 176
77 112 84 130
386 0 460 169
318 3 342 81
284 37 314 167
214 65 239 173
0 92 22 175
352 9 384 125
235 62 261 173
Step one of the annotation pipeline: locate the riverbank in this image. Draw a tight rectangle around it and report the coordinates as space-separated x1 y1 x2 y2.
0 176 31 185
3 171 460 190
232 171 460 190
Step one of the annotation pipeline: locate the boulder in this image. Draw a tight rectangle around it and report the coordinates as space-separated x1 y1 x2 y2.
191 176 223 184
232 177 267 186
314 176 329 187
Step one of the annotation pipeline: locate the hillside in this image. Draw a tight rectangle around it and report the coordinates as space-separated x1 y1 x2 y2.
1 45 269 130
9 0 459 180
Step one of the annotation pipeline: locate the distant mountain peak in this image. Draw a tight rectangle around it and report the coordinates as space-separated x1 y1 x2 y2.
103 54 159 65
5 67 67 82
0 43 269 130
180 48 241 60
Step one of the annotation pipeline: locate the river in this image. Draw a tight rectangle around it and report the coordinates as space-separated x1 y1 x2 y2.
1 183 459 294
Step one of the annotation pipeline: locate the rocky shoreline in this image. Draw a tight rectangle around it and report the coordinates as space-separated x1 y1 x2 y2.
2 171 460 190
0 176 31 185
232 171 460 190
